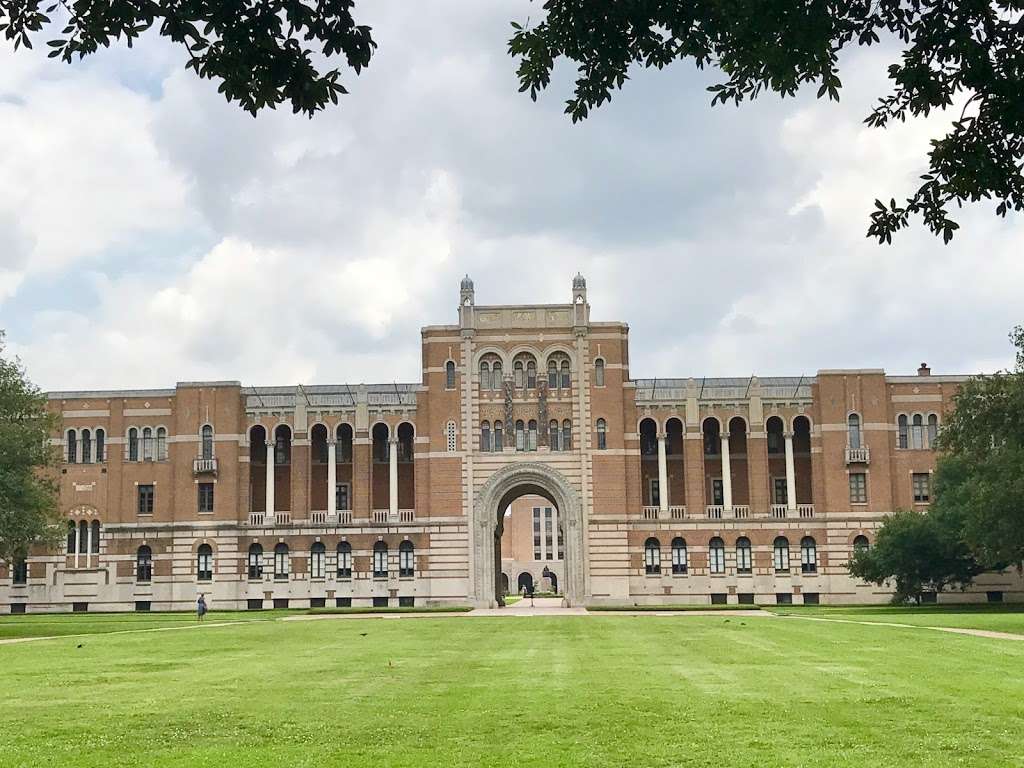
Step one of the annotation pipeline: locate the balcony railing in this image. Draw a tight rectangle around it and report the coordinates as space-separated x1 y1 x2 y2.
642 506 660 520
248 512 265 526
310 510 327 525
399 509 415 523
845 446 870 464
706 505 724 519
192 456 217 475
338 510 353 525
732 505 751 519
372 509 416 524
797 504 815 519
668 505 687 520
771 504 788 519
372 510 389 524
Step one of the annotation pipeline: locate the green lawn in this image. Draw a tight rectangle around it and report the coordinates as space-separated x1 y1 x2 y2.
2 613 1023 766
768 604 1024 634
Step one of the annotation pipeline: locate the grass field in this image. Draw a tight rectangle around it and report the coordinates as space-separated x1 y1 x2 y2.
2 611 1023 767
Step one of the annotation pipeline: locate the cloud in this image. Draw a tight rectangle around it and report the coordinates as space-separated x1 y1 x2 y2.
2 4 1022 391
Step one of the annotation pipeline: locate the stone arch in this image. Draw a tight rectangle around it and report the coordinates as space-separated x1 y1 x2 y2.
471 462 585 608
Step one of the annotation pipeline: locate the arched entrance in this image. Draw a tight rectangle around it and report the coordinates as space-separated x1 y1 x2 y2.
517 572 534 593
471 462 585 607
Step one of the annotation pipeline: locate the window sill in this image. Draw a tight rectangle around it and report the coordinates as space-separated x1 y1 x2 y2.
802 571 819 576
775 570 791 576
273 577 289 582
737 570 753 576
197 511 214 516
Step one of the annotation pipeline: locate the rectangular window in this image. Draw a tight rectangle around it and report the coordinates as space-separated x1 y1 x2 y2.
776 593 793 605
135 601 151 612
711 479 724 506
803 592 820 605
399 596 415 607
335 597 352 608
12 560 28 585
197 482 214 514
849 473 867 504
336 483 350 511
773 477 788 505
138 484 155 515
737 593 755 605
247 599 264 610
710 593 727 605
532 507 542 560
912 473 931 503
544 508 553 561
649 479 660 507
372 596 389 608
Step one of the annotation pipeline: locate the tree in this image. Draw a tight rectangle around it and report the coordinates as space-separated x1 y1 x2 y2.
509 1 1024 244
930 325 1024 570
848 509 981 604
0 332 62 568
0 1 375 117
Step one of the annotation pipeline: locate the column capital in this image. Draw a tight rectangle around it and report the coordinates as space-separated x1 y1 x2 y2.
784 431 794 440
327 438 337 446
265 439 274 447
657 432 667 441
721 431 731 440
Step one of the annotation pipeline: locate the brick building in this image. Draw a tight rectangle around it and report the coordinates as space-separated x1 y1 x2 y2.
3 275 1021 612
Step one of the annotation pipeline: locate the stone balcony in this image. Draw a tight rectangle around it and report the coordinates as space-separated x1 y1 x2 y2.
845 446 870 464
192 456 217 475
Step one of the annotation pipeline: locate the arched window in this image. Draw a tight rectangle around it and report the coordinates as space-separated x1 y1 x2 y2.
95 428 105 462
640 418 658 456
310 542 326 580
399 540 414 577
560 360 571 388
196 543 213 581
81 429 92 464
136 546 152 582
373 423 390 462
397 422 414 462
201 425 214 459
847 414 862 450
515 420 526 451
773 537 790 573
127 427 139 462
644 537 661 575
910 414 925 449
897 414 909 449
703 418 721 456
492 362 503 390
274 543 289 580
156 427 167 461
248 543 263 579
927 414 939 447
594 358 605 387
596 418 607 450
66 521 76 553
514 360 525 389
90 520 100 554
479 361 491 391
446 421 457 452
493 421 503 451
336 541 352 578
736 537 752 574
526 360 537 389
373 541 388 578
527 420 538 451
671 537 687 574
445 360 456 390
480 421 491 452
708 537 726 574
548 359 558 388
338 423 354 462
852 535 870 554
562 419 572 451
78 520 88 555
801 537 818 573
274 427 290 465
66 429 77 463
549 420 560 451
142 427 154 461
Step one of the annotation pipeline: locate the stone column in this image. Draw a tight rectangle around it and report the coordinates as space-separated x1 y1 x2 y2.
721 432 733 510
657 432 669 513
784 431 797 511
85 521 93 568
388 436 399 517
265 439 275 521
540 507 547 561
327 439 337 521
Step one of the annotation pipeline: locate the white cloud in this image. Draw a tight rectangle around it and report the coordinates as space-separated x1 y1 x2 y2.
2 5 1022 391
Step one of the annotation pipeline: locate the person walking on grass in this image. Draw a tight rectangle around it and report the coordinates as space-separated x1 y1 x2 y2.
197 594 208 622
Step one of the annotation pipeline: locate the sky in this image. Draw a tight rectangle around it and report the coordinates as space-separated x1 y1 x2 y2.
1 2 1021 392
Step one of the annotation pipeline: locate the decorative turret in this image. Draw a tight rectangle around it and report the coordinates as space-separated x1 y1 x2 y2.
459 274 475 333
572 273 589 331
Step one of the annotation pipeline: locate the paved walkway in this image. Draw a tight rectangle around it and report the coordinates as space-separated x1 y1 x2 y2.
778 614 1024 641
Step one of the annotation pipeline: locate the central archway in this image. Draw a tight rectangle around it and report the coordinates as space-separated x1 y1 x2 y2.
471 462 585 607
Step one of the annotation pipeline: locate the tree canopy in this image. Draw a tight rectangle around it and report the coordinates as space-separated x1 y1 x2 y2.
848 508 982 604
2 1 1022 242
0 332 61 566
930 325 1024 570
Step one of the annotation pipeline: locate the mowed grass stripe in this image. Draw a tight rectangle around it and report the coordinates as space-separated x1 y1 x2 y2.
1 616 1022 767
